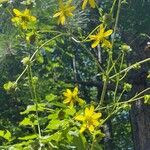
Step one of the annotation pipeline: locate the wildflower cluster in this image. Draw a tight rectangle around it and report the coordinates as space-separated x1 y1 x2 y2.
89 24 113 48
11 8 36 30
53 0 75 25
75 105 102 133
63 87 103 135
63 87 85 107
2 0 147 149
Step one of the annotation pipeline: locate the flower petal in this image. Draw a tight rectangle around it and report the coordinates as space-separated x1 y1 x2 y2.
102 39 112 49
91 40 100 48
30 16 36 22
104 29 113 37
89 125 94 132
75 115 85 121
63 98 70 104
89 105 94 114
77 98 85 106
60 15 66 25
73 87 78 97
89 0 96 8
82 0 88 10
93 113 101 119
93 120 100 127
13 9 22 16
24 9 30 16
85 107 90 116
63 89 72 97
80 124 86 133
89 35 97 40
53 12 62 18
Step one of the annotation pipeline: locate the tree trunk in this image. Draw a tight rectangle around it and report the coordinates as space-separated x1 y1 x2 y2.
129 43 150 150
130 86 150 150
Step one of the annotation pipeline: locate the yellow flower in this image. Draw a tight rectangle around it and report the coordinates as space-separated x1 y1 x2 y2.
53 0 75 25
89 24 113 49
75 105 102 133
63 87 85 107
82 0 96 10
11 8 36 30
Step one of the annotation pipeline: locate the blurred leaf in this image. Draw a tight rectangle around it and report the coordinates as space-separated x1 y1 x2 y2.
45 94 57 102
20 103 46 115
18 134 38 141
19 118 33 126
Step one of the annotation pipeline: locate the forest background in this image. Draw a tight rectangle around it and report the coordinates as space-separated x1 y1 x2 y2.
0 0 150 150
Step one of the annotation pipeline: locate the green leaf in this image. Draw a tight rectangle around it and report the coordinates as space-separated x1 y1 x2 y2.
36 53 44 64
0 130 4 137
41 132 62 143
65 107 76 116
18 134 38 141
19 118 33 126
45 94 57 102
48 113 58 120
20 103 46 115
92 142 103 150
46 119 68 131
0 130 11 141
71 133 87 150
3 130 11 141
50 102 66 108
46 120 62 130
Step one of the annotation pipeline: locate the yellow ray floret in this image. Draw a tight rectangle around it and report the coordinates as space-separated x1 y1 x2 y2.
89 24 113 49
63 87 85 107
53 0 75 25
82 0 97 10
11 8 36 30
75 105 102 133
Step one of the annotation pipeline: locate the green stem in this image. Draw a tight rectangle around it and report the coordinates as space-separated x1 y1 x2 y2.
112 0 122 46
113 53 125 101
15 33 64 84
72 38 104 73
90 138 95 150
110 57 150 79
97 87 150 111
110 0 118 14
28 64 41 138
96 0 122 108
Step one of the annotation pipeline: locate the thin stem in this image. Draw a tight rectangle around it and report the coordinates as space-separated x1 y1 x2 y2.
97 0 122 108
110 57 150 79
113 53 125 101
112 0 122 46
71 38 104 73
71 24 101 43
110 0 118 14
96 87 150 111
28 64 41 138
15 33 64 84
